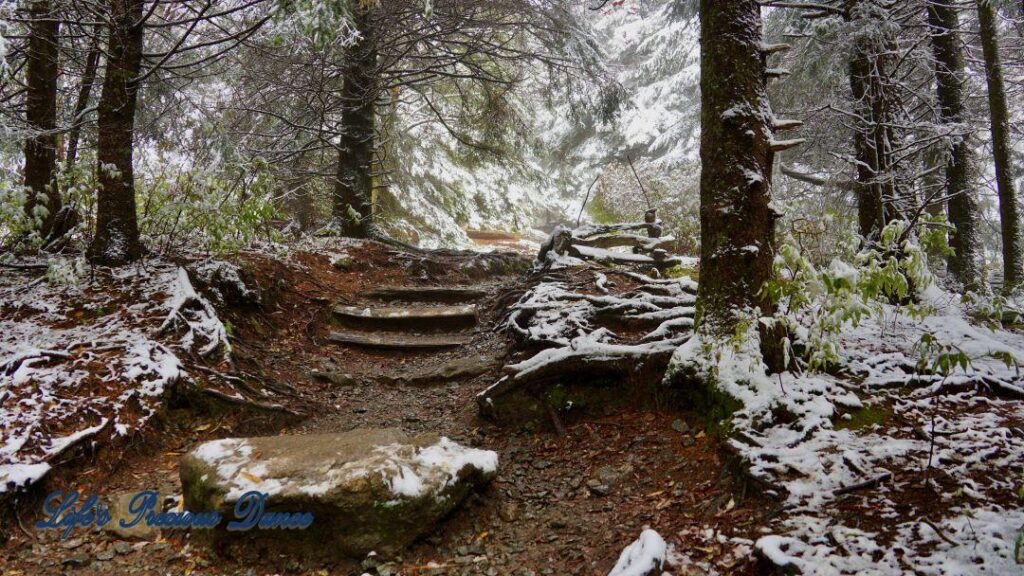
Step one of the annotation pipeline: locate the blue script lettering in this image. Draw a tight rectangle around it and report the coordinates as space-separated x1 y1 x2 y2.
227 491 314 531
121 491 221 530
35 491 111 539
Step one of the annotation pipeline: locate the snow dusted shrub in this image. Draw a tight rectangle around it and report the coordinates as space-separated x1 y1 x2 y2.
763 219 945 370
0 160 97 248
45 256 87 287
0 180 35 245
138 158 283 254
56 160 100 231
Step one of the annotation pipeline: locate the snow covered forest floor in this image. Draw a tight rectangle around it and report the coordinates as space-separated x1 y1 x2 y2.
0 257 230 493
498 231 1024 575
730 293 1024 574
0 233 1019 573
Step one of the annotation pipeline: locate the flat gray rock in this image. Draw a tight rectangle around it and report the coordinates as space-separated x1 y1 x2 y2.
333 304 477 331
104 492 162 541
381 354 497 386
367 286 487 304
328 330 471 350
180 429 498 557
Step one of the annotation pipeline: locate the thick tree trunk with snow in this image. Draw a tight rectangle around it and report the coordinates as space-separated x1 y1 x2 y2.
697 0 777 334
332 5 378 238
88 0 144 266
22 0 62 237
978 0 1022 292
927 0 982 291
845 1 904 241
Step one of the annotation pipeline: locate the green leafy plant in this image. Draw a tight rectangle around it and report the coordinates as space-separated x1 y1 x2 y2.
763 220 945 370
914 333 970 376
139 157 283 254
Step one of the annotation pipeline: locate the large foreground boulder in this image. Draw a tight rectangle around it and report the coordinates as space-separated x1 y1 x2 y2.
180 428 498 557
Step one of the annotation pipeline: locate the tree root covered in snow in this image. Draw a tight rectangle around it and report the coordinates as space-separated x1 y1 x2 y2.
476 341 679 420
1 348 72 376
536 209 689 271
483 219 699 423
157 267 231 358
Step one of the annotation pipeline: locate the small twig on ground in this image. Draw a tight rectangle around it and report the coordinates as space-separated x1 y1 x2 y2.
0 262 48 271
544 402 567 437
920 518 958 546
14 503 33 539
188 364 265 398
833 472 892 496
201 387 302 416
927 398 938 470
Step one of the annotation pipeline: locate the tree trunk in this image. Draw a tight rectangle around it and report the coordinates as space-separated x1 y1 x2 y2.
978 0 1022 292
88 0 144 266
66 33 102 168
23 0 62 237
332 5 378 238
927 0 983 291
846 1 904 241
696 0 777 335
849 61 884 240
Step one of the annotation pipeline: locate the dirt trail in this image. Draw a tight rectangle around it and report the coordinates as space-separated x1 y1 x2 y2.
2 241 770 576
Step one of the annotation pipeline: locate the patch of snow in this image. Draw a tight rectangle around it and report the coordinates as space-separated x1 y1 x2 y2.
608 529 667 576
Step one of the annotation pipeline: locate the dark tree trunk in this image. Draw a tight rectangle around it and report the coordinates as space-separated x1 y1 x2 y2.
978 0 1022 291
927 0 983 291
849 62 884 240
66 33 102 168
697 0 777 335
845 1 904 241
88 0 144 266
23 0 62 237
332 5 378 238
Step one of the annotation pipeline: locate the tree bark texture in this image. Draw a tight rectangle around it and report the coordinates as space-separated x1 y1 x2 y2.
66 33 103 168
332 5 379 238
23 0 62 236
88 0 144 265
845 1 905 241
927 0 983 291
697 0 778 334
977 0 1022 291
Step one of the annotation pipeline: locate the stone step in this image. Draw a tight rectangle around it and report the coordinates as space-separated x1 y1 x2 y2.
366 286 488 304
328 329 471 350
379 354 498 386
333 304 477 331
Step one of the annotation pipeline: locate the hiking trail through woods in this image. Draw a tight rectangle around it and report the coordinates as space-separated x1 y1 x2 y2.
1 239 770 575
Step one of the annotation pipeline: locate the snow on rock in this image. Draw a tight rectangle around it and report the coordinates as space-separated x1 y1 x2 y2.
184 431 497 502
180 429 498 557
0 257 229 494
608 529 668 576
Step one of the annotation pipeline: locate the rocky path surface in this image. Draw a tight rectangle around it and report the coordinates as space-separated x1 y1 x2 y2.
2 240 770 576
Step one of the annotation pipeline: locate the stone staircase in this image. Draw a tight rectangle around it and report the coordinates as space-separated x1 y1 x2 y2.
328 286 486 351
